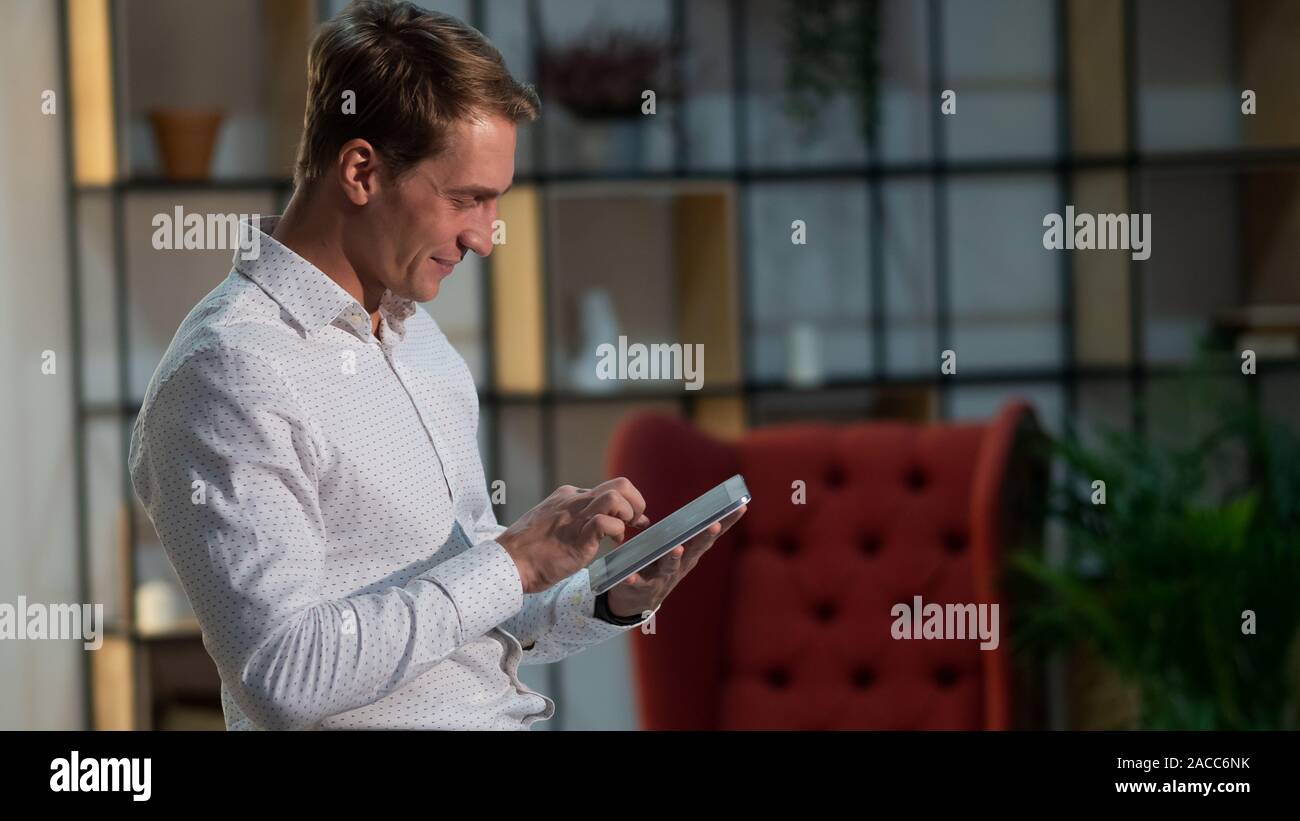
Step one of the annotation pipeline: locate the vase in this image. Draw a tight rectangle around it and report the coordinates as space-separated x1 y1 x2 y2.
1066 644 1140 729
786 321 824 388
135 579 184 635
148 108 224 181
570 288 621 393
574 118 645 172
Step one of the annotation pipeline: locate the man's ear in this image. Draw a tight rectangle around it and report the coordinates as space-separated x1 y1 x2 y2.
336 138 381 206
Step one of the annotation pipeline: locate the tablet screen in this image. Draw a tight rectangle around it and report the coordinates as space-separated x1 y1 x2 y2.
587 474 750 595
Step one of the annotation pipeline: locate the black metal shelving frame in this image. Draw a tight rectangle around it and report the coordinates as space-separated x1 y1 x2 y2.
58 0 1292 730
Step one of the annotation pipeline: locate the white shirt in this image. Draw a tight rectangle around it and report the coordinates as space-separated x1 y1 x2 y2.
128 216 652 730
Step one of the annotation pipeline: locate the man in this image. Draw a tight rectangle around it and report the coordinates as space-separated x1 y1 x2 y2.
128 0 744 730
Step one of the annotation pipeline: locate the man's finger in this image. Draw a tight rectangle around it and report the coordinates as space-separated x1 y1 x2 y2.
718 505 747 532
639 545 685 579
683 506 747 560
591 477 646 522
681 524 720 562
582 513 625 546
583 489 636 525
707 505 746 541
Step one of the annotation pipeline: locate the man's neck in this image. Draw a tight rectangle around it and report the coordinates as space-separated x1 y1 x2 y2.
271 190 385 336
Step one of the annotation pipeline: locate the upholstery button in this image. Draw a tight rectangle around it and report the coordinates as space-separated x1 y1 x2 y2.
859 533 882 556
934 666 960 688
778 536 799 556
851 666 875 689
812 600 837 623
824 464 845 488
904 466 929 491
942 530 967 554
765 668 791 689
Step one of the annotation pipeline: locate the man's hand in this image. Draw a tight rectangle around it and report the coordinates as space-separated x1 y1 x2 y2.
497 477 649 594
605 504 748 620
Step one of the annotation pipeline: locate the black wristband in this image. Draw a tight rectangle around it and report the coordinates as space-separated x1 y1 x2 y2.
593 591 645 626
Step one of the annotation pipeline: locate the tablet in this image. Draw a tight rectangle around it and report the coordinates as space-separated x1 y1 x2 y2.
586 474 751 595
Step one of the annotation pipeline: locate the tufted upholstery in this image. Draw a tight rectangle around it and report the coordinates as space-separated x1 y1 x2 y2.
605 400 1045 730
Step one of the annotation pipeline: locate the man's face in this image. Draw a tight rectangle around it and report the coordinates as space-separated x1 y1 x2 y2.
350 113 516 303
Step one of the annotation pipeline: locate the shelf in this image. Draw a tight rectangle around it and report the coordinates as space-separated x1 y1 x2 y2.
104 619 203 643
75 176 295 195
61 0 1300 732
79 362 1300 420
67 145 1300 198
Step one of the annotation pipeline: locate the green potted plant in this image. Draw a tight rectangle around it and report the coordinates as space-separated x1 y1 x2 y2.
783 0 881 145
1011 356 1300 729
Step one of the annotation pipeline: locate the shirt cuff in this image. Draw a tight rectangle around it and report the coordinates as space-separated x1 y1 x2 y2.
594 591 647 625
564 570 659 637
425 540 524 643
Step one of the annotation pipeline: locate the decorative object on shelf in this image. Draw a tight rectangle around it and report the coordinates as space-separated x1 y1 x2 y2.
536 27 678 169
1010 353 1300 729
783 0 881 144
573 119 645 171
568 288 621 393
148 108 224 181
134 578 184 635
785 321 824 388
1215 303 1300 361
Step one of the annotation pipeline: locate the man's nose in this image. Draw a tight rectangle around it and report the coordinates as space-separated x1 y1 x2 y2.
460 230 493 259
462 207 498 258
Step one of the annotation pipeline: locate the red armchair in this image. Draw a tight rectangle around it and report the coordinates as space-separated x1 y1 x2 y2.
605 400 1046 730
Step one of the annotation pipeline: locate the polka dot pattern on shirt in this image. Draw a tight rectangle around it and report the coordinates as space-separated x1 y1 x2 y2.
128 215 651 730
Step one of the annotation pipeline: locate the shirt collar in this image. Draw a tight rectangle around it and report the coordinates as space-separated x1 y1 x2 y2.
233 215 418 343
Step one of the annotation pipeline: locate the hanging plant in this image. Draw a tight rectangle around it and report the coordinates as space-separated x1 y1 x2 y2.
783 0 881 145
537 27 679 121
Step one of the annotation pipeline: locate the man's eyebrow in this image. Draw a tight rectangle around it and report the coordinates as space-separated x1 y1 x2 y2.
445 183 513 198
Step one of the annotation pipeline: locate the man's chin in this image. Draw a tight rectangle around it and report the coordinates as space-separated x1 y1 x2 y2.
410 281 441 303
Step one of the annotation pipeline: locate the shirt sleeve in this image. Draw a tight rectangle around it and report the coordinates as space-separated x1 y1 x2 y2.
128 341 523 730
462 466 657 665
